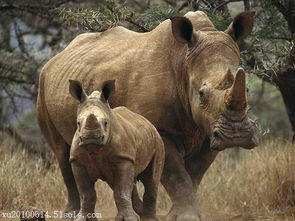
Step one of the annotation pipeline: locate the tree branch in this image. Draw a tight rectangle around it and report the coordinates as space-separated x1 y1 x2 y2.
106 4 149 32
125 16 149 32
0 62 36 85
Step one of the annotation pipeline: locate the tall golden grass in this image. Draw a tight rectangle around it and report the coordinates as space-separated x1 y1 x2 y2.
198 139 295 221
0 137 294 220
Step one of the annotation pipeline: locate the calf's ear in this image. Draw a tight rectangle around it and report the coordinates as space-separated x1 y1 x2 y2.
101 80 116 102
225 11 255 42
69 80 87 103
170 16 197 46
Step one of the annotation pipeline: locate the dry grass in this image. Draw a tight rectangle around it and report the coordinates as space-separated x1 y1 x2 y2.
0 137 295 220
199 139 295 221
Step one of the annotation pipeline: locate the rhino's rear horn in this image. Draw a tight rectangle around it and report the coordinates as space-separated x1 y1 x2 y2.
215 69 235 90
225 68 247 111
85 114 100 130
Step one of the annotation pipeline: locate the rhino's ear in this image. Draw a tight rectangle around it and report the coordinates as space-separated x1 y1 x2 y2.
101 80 115 102
225 11 255 42
69 80 87 103
170 16 197 46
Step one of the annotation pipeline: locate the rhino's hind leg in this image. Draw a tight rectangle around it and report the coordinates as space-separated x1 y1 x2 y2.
49 140 81 215
37 102 80 214
160 137 202 221
139 149 163 221
57 143 81 215
132 184 143 216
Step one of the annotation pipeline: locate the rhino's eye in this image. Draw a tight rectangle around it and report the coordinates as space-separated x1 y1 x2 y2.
77 122 81 130
199 90 204 98
199 90 206 101
198 89 207 105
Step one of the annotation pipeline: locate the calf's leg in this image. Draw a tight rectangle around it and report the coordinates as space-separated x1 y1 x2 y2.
71 160 97 221
112 160 140 221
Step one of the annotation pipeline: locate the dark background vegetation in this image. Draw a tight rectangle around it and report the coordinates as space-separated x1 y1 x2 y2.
0 0 294 165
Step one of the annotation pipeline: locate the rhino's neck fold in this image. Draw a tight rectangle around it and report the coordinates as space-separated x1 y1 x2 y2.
150 20 196 127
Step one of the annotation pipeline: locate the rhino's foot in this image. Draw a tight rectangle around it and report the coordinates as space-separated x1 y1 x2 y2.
115 211 140 221
165 206 202 221
62 202 80 218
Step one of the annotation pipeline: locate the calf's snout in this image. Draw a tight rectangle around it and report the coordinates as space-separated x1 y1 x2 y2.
78 114 110 146
85 114 109 131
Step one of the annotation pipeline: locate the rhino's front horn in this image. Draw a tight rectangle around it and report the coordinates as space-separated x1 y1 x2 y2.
225 68 247 111
85 114 100 130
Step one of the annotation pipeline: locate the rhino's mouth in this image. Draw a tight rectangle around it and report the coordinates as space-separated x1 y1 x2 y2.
79 135 105 147
210 132 258 151
210 115 259 151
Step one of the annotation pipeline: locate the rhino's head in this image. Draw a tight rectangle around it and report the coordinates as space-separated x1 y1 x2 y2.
69 79 115 147
171 11 258 151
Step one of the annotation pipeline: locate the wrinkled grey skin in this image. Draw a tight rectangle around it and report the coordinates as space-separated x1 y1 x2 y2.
69 80 165 221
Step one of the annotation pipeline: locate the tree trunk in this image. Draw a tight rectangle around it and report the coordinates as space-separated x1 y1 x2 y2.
276 68 295 143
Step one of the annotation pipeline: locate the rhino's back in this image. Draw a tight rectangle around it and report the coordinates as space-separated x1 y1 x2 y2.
113 106 161 142
40 25 177 144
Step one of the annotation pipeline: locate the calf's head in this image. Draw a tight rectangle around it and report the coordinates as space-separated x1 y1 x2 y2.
171 11 259 151
69 79 115 147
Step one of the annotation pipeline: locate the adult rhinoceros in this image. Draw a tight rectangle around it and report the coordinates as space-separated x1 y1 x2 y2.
37 10 258 221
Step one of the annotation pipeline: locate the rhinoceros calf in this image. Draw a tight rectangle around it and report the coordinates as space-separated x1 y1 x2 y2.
68 79 164 221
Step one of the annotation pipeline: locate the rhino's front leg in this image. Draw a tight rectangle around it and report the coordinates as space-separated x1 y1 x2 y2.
112 160 140 221
161 137 202 221
71 160 97 221
185 138 218 189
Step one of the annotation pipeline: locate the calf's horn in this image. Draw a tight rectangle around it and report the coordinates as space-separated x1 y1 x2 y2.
225 68 247 111
85 114 100 130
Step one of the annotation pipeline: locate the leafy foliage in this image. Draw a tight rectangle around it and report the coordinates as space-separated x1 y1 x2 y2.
58 0 179 32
